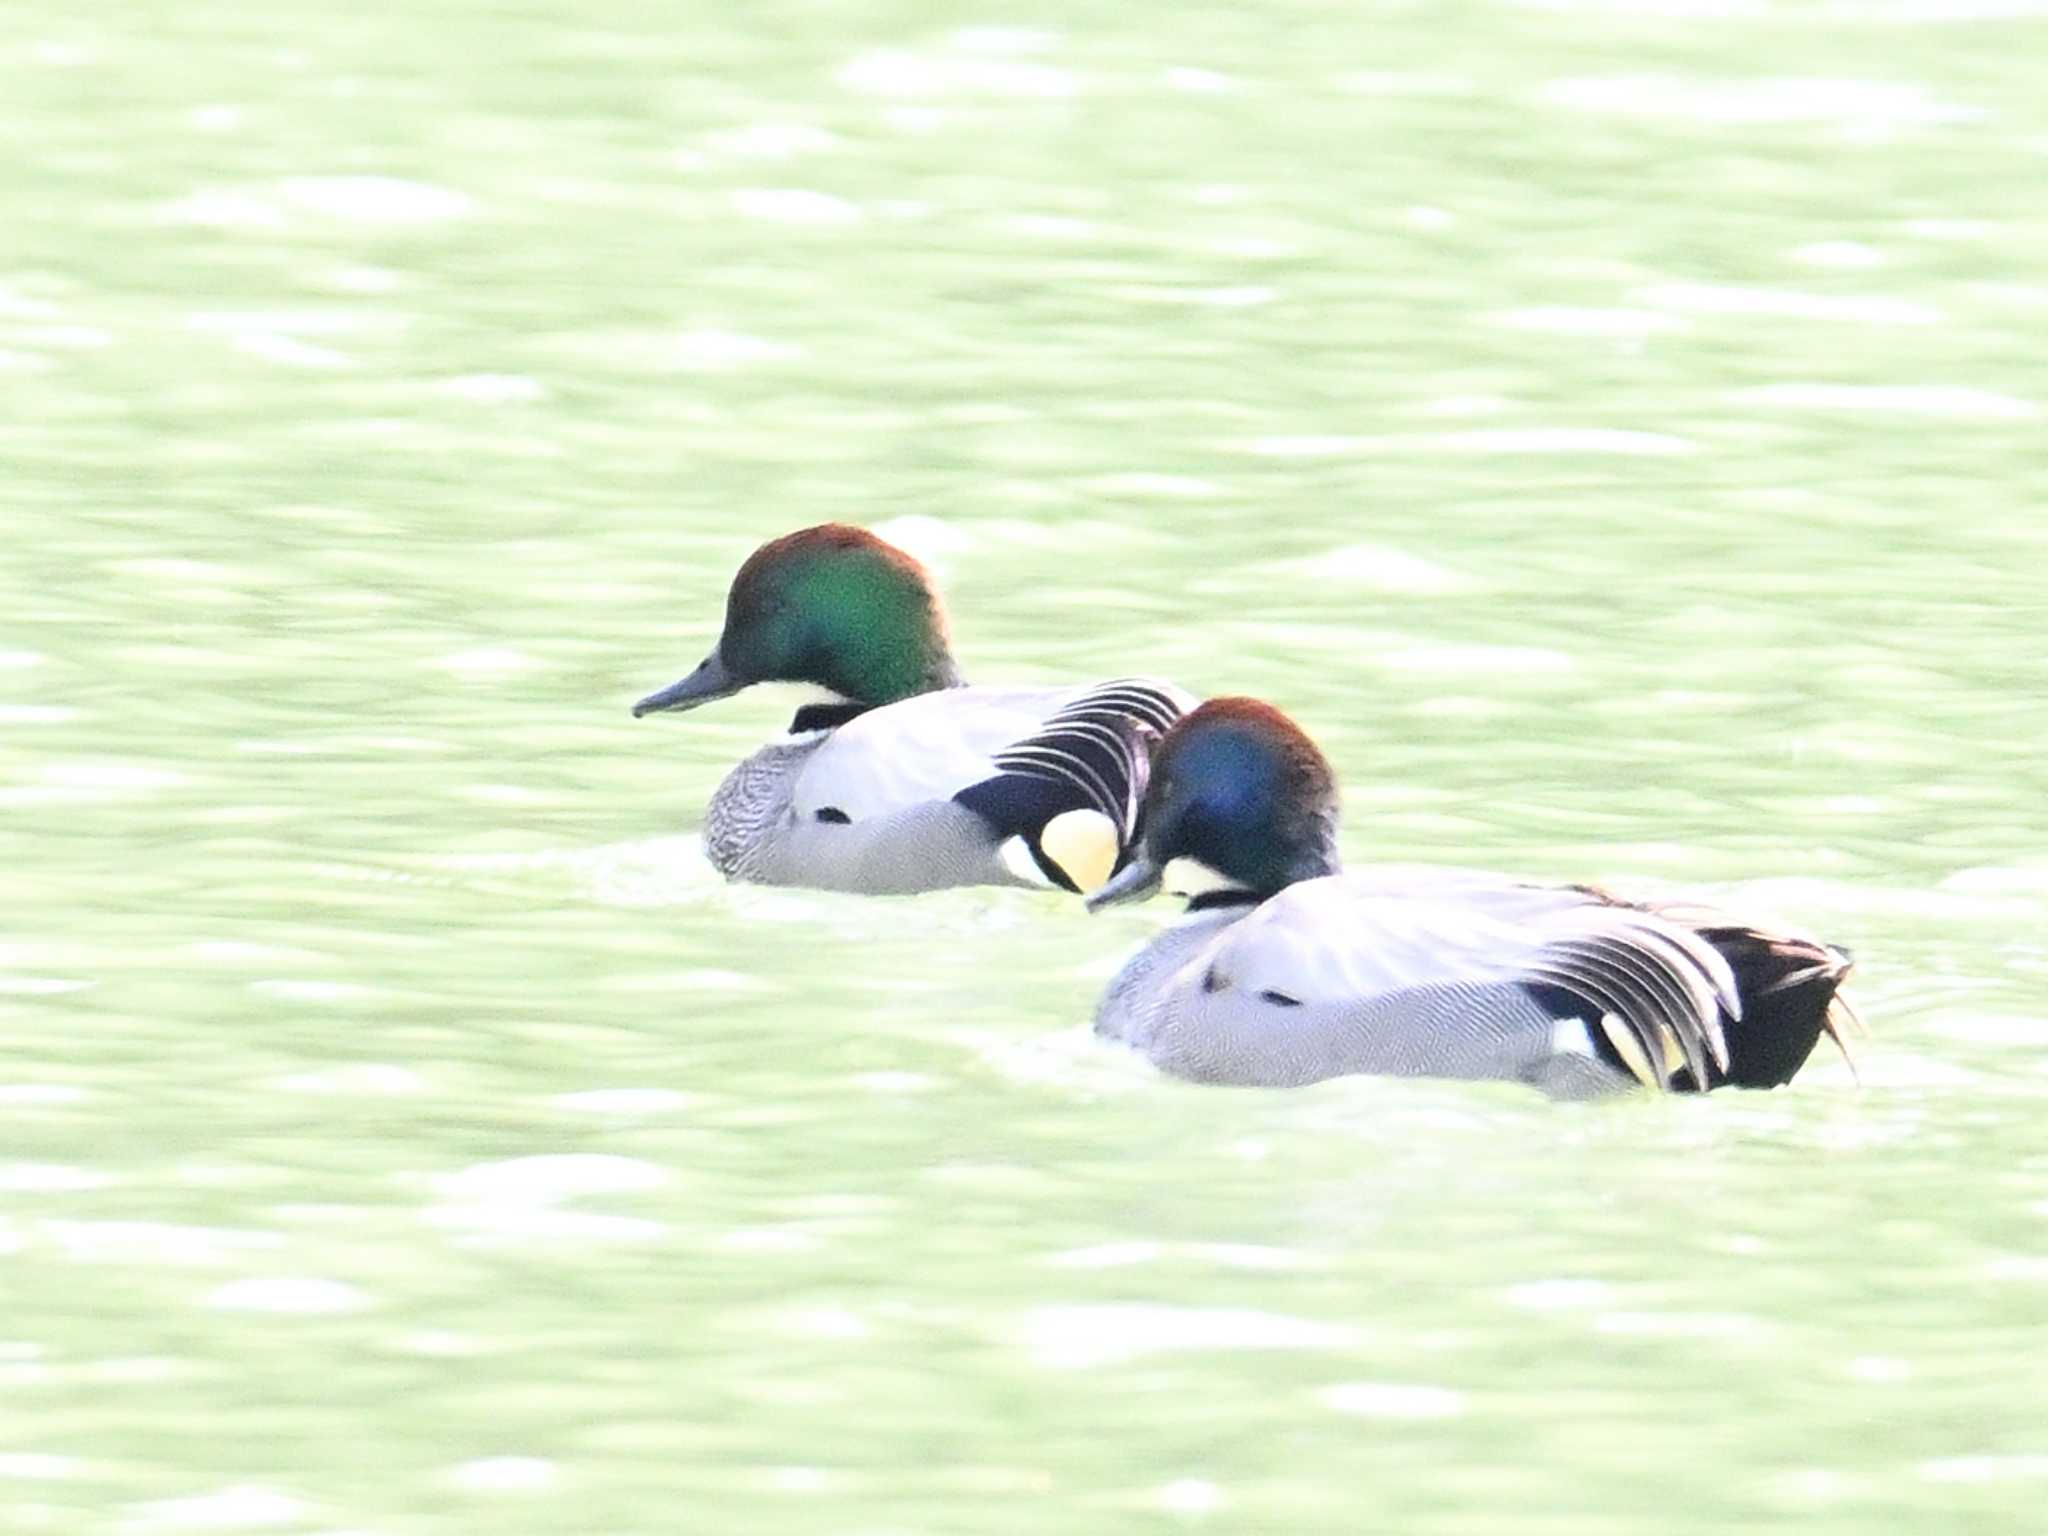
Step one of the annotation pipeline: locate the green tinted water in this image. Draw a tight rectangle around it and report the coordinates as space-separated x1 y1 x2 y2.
6 2 2048 1530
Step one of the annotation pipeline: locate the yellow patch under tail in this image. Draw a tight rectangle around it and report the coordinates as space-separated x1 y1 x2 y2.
1040 808 1119 895
1599 1012 1665 1091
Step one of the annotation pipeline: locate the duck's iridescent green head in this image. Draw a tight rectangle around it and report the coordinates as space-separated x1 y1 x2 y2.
634 524 963 719
1087 697 1341 911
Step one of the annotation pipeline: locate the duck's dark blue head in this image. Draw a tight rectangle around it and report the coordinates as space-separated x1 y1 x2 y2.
1087 697 1341 912
633 524 964 719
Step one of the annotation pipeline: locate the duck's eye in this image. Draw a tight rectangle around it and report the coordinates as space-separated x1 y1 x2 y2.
815 807 851 824
1258 989 1302 1008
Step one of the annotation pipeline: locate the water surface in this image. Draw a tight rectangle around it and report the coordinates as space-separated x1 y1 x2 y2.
4 2 2048 1531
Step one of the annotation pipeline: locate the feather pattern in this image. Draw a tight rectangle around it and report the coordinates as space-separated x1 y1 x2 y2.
980 678 1184 853
703 678 1193 893
1095 867 1853 1095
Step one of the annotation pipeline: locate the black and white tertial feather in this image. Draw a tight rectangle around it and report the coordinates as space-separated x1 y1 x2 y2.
988 680 1182 831
953 678 1186 892
1521 915 1738 1090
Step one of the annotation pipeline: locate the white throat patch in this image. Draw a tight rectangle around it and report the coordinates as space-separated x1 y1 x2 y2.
768 683 860 737
1163 856 1251 901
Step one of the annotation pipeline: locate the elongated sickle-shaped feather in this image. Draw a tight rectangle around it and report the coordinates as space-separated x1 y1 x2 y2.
1560 892 1746 1025
1526 944 1679 1078
986 679 1185 846
1596 1012 1661 1089
1527 945 1689 1093
1060 679 1186 735
1609 919 1739 1077
953 678 1188 891
1524 915 1736 1091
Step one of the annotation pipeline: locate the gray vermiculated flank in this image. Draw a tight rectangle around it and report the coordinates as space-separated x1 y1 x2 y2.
1093 898 1647 1097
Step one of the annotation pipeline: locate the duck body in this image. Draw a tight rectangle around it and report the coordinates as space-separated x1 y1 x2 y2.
705 679 1194 893
634 524 1197 896
1087 698 1861 1097
1095 865 1854 1096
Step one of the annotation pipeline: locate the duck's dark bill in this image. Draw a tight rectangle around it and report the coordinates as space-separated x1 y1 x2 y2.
633 653 741 717
1085 852 1164 913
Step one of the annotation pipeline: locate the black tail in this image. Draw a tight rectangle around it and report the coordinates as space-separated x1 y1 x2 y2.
1682 926 1859 1091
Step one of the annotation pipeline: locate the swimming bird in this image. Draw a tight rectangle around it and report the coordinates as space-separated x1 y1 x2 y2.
1086 697 1861 1096
633 524 1193 895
